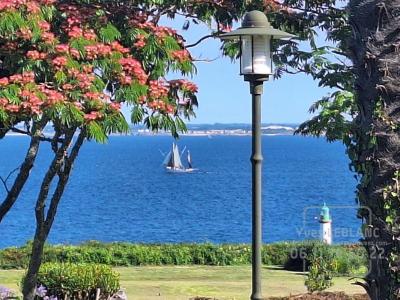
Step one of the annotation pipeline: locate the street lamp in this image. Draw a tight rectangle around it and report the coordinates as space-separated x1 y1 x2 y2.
219 10 294 300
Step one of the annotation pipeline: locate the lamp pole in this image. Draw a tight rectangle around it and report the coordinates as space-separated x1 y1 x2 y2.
219 11 294 300
251 78 264 300
246 75 267 300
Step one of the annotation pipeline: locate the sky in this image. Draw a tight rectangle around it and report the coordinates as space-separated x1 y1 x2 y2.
124 16 334 125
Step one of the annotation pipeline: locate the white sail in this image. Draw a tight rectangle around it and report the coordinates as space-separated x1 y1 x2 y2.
162 151 172 166
172 143 184 169
187 150 192 169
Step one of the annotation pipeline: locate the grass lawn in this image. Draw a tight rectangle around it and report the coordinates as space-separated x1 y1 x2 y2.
0 266 364 300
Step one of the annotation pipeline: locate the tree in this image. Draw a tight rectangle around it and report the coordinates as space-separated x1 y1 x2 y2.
296 0 400 297
346 0 400 298
0 1 204 299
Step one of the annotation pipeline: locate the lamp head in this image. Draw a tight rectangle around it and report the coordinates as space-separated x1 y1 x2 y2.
219 10 295 78
219 10 295 40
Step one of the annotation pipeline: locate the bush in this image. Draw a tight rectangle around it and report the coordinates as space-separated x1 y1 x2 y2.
0 246 31 269
22 263 120 300
305 243 335 293
329 246 366 275
0 241 367 276
283 242 367 276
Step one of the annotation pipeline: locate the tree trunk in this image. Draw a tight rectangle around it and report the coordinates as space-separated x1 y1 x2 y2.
22 129 86 300
348 0 400 298
22 230 47 300
0 118 47 223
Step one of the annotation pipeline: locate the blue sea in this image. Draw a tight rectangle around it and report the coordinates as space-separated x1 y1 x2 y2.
0 135 362 249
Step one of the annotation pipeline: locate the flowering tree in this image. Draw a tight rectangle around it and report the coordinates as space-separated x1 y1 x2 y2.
0 1 253 299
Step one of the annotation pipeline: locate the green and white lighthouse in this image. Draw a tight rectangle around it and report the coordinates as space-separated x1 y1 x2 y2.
319 203 332 245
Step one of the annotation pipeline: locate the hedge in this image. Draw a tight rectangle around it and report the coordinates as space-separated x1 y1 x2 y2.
0 241 367 275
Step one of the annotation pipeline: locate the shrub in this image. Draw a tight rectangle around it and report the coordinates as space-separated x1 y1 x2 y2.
0 246 30 269
1 241 367 276
305 243 336 293
283 242 367 276
22 263 120 300
330 246 367 275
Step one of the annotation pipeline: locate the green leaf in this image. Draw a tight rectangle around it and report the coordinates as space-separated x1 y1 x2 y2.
99 24 121 43
87 121 107 143
55 71 67 84
131 106 145 124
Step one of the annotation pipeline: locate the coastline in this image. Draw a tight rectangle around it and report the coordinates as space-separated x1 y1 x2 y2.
5 124 298 137
5 132 296 137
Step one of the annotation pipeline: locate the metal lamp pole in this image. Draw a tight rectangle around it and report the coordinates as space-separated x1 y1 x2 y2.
250 78 264 300
219 10 294 300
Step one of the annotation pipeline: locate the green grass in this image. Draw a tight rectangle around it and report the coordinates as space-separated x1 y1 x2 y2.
0 269 23 290
0 266 365 300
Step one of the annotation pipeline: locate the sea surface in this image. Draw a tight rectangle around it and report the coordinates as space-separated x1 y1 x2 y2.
0 135 362 249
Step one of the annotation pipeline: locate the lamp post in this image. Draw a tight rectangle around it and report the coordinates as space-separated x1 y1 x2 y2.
219 11 294 300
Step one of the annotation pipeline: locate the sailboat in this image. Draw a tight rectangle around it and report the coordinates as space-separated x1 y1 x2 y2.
163 143 195 172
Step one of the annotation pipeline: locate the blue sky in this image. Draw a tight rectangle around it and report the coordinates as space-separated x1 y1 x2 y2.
125 17 334 125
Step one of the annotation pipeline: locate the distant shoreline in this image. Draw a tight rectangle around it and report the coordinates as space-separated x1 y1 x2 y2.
5 124 298 137
5 132 296 137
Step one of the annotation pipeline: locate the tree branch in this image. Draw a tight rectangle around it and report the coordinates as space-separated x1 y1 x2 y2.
192 56 219 63
151 5 176 24
284 3 344 16
34 129 76 226
45 128 87 230
186 34 217 48
10 127 63 143
0 117 48 224
0 167 20 193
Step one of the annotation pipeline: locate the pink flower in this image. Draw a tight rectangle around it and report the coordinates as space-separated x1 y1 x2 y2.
110 102 121 111
0 98 8 106
70 48 80 58
85 92 101 100
55 44 69 53
120 75 132 85
52 56 68 67
68 26 83 38
22 71 35 83
20 28 32 40
73 102 83 109
38 21 51 31
111 42 129 54
5 104 19 113
26 1 41 13
62 84 73 90
83 30 97 40
171 49 191 63
0 77 9 86
9 74 22 83
27 50 41 60
84 111 102 121
42 32 55 43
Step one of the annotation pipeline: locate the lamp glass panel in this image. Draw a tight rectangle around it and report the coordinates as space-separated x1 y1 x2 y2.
240 35 271 75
